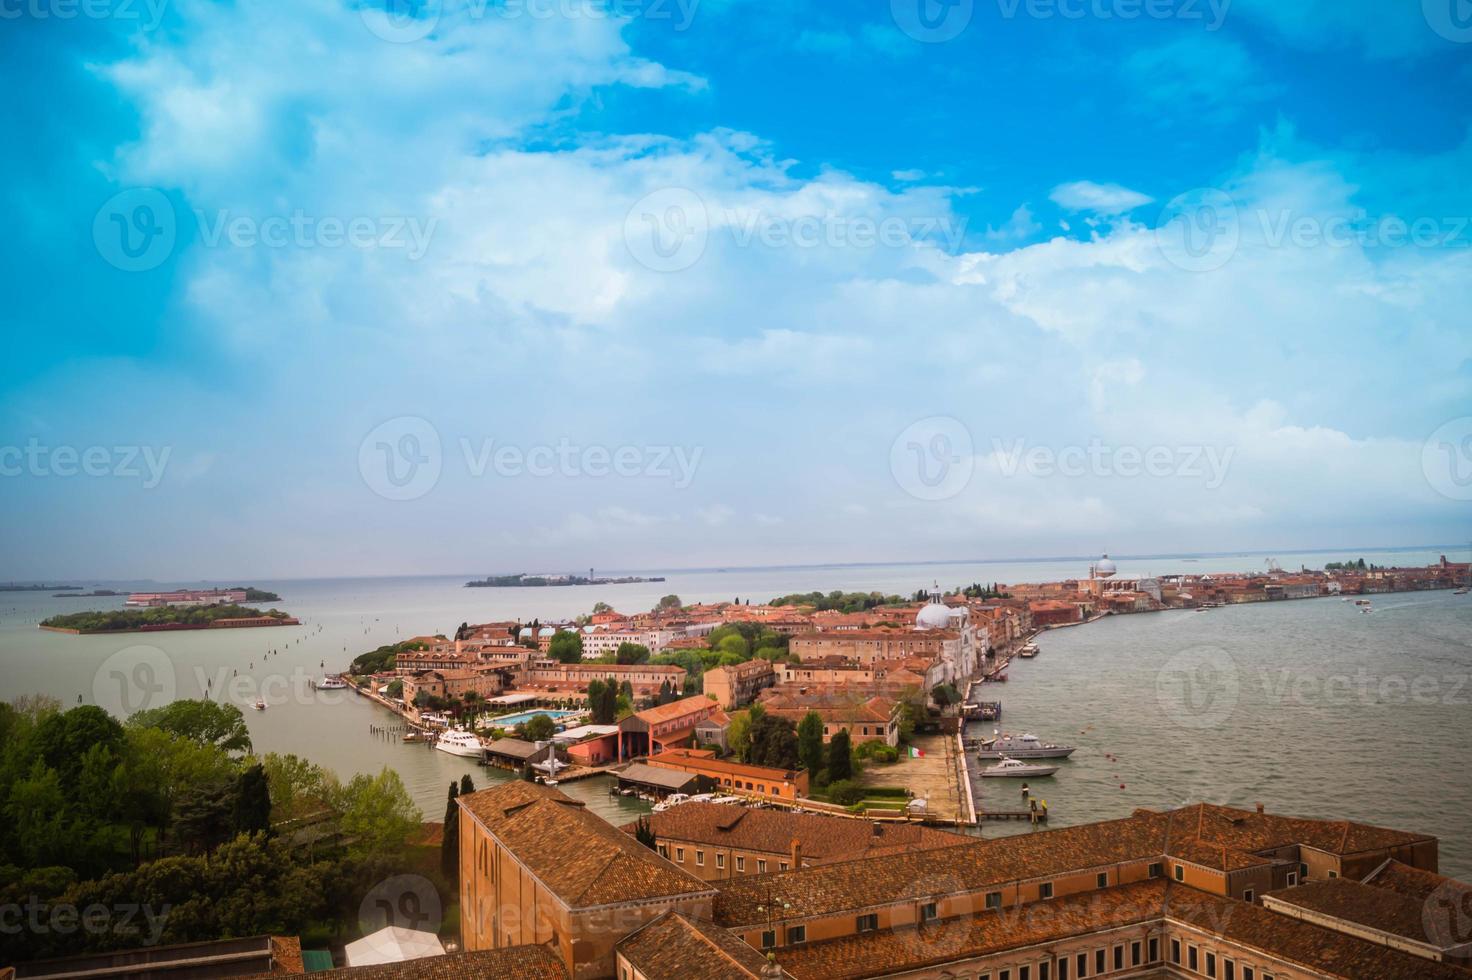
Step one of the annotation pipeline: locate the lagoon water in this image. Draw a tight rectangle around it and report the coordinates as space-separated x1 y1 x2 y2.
2 546 1468 875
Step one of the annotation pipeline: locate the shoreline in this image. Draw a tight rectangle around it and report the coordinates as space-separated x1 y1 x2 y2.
38 617 301 635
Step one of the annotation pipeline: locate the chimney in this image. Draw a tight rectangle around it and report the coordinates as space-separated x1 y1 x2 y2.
790 837 802 868
1255 802 1264 814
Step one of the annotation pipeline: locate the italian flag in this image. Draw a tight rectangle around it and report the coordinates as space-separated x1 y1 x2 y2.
909 746 925 758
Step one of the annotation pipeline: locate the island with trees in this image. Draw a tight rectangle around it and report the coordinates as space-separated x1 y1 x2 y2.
465 572 665 588
39 605 299 634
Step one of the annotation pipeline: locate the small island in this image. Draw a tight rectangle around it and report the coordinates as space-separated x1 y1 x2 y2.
40 604 300 634
1 583 82 592
52 589 123 598
466 572 665 588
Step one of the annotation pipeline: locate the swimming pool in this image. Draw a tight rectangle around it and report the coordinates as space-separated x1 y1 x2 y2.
490 708 578 727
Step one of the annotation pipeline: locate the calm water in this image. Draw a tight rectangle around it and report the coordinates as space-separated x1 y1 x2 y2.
1 546 1467 872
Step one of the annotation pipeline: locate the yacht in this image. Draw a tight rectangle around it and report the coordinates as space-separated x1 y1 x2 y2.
1455 587 1469 596
652 793 689 813
1019 643 1039 658
980 757 1060 778
976 732 1076 760
434 729 484 758
317 675 348 690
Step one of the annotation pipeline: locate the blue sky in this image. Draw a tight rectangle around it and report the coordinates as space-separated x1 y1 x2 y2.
1 0 1470 579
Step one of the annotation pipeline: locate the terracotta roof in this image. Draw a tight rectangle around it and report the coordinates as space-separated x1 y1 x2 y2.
635 695 723 725
774 880 1168 980
269 947 567 979
628 803 964 865
1365 857 1472 904
618 912 771 979
1168 803 1433 856
458 782 714 907
649 749 801 783
1261 878 1440 946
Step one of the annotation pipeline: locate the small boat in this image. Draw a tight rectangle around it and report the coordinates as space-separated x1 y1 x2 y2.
252 700 267 711
1355 599 1372 606
652 792 690 813
434 729 484 758
976 733 1076 760
1019 644 1039 658
317 675 348 690
981 757 1059 779
1455 588 1469 596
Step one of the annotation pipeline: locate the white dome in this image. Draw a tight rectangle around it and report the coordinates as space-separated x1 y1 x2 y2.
518 627 533 637
1095 555 1117 577
538 627 556 637
916 600 953 630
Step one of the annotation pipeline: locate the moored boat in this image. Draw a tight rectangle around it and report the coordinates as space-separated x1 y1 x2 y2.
434 729 484 758
317 675 348 689
980 757 1059 778
976 732 1076 760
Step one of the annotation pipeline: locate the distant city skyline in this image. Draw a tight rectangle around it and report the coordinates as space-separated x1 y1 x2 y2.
3 0 1470 580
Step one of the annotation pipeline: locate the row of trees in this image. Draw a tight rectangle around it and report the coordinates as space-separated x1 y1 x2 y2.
767 590 906 613
39 604 291 634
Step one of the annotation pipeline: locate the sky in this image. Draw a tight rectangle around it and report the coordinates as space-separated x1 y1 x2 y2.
1 0 1470 580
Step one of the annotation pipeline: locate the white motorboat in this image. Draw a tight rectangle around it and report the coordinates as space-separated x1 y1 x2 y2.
317 675 348 689
976 732 1076 760
434 729 484 758
252 700 267 711
1019 643 1039 658
980 757 1060 778
652 792 689 813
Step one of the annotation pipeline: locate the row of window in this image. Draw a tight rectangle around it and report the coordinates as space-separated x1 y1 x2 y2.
659 844 788 874
1171 937 1276 980
968 936 1161 980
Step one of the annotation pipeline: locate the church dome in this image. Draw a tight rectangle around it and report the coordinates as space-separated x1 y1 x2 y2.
1095 554 1117 578
916 599 953 630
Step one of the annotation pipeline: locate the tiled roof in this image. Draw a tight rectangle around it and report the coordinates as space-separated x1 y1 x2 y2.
774 880 1168 980
1261 878 1437 945
629 803 965 865
618 912 772 979
636 695 722 725
649 749 800 782
264 947 567 979
714 810 1174 925
458 782 714 907
1169 803 1433 856
1365 857 1471 904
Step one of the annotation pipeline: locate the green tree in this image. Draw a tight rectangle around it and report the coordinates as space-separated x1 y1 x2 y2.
726 712 752 760
797 711 825 778
129 700 252 754
615 642 651 665
634 815 656 850
441 781 459 883
828 728 853 783
459 773 475 795
745 714 799 769
334 769 420 858
522 713 556 742
233 763 272 837
657 594 682 609
173 781 236 854
931 683 962 708
547 630 584 664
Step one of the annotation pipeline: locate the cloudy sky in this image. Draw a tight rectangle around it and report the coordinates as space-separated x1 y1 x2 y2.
1 0 1470 580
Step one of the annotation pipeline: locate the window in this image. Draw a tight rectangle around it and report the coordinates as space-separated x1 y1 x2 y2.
1328 870 1338 878
857 913 878 932
1207 951 1217 977
716 853 725 869
1113 944 1124 970
1171 939 1182 965
1188 945 1198 971
1243 888 1254 903
1174 864 1185 881
1097 872 1109 888
1039 882 1054 899
1148 861 1163 877
1131 941 1141 966
1076 952 1088 977
1058 956 1069 980
1149 937 1159 962
696 850 704 866
999 970 1010 980
780 862 788 871
758 860 768 873
1286 872 1298 887
760 930 775 949
675 847 684 863
787 925 806 945
736 856 745 872
1242 968 1254 980
1225 960 1236 980
658 845 669 858
921 901 938 922
1019 967 1030 980
1039 962 1049 980
985 891 1003 910
1094 949 1104 975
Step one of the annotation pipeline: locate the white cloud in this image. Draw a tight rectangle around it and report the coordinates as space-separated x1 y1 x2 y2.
1050 181 1154 215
